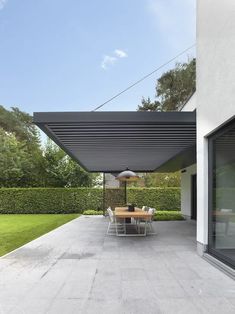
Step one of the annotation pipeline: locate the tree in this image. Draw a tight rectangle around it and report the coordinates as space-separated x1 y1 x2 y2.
138 58 196 112
0 128 33 187
43 140 98 187
0 105 100 188
0 105 40 145
0 105 46 186
143 172 180 187
138 97 162 112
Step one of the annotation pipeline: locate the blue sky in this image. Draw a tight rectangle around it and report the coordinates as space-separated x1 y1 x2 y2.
0 0 196 114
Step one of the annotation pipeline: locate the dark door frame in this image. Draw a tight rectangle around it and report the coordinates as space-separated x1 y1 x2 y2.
208 117 235 269
191 174 197 220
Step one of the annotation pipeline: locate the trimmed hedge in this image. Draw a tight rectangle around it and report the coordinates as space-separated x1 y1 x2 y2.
82 209 184 221
0 187 180 214
83 209 103 215
0 188 103 214
128 187 180 211
215 188 235 211
154 211 184 221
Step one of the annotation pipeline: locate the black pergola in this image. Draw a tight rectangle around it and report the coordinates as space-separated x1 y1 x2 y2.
33 111 196 173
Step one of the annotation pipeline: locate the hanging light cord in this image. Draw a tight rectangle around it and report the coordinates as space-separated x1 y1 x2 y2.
92 44 196 112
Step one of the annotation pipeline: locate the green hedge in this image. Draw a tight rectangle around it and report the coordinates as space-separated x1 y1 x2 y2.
0 188 103 214
0 187 180 214
83 209 103 215
128 187 180 211
154 211 184 221
215 188 235 211
82 209 184 221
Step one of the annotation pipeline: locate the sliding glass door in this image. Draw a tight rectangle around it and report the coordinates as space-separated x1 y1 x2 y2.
208 119 235 269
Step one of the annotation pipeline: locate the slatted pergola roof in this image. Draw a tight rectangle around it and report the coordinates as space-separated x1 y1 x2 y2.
33 111 196 172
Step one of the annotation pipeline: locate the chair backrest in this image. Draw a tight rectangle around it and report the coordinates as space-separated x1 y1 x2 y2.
107 207 114 223
148 208 155 220
142 206 149 211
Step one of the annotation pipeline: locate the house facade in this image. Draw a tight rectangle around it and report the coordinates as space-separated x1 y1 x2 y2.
34 0 235 275
181 0 235 273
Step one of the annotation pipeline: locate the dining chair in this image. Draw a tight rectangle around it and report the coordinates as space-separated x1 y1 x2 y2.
106 207 125 235
146 207 156 234
142 206 149 211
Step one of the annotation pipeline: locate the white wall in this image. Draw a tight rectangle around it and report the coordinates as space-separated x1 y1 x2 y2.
105 174 120 188
197 0 235 252
181 164 196 218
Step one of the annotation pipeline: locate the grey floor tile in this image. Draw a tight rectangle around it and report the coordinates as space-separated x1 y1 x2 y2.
121 280 155 300
8 299 52 314
157 297 200 314
0 217 234 314
83 298 121 314
190 296 235 314
121 298 161 314
46 298 85 314
120 267 147 281
89 278 122 301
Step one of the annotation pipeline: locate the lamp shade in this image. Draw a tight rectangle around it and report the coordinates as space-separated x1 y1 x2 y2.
116 168 140 181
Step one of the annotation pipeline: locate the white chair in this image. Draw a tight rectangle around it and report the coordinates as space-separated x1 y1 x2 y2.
135 206 149 227
146 208 156 234
137 207 156 235
106 207 125 235
142 206 149 211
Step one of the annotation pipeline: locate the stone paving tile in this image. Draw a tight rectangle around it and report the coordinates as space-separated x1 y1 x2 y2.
8 298 52 314
120 267 147 281
178 278 235 298
190 296 235 314
83 298 121 314
121 280 156 300
0 216 234 314
57 280 93 299
151 278 188 299
157 297 200 314
121 298 162 314
46 298 85 314
89 277 122 301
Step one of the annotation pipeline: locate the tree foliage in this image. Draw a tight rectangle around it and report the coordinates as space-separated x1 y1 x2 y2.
0 106 99 188
43 139 97 187
138 58 196 112
129 172 180 188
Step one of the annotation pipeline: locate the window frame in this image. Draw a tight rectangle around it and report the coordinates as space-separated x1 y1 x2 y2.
208 118 235 269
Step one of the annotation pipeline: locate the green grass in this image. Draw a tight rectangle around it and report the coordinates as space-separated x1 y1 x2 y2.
0 214 80 257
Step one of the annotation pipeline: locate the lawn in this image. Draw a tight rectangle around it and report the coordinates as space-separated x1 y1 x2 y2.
0 214 79 257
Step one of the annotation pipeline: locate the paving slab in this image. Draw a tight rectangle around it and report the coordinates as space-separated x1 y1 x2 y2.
0 216 234 314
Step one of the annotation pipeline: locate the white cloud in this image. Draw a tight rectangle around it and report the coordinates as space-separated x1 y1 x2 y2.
101 55 117 70
0 0 8 10
114 49 128 58
101 49 128 70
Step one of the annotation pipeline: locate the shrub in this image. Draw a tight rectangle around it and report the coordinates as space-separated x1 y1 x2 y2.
154 210 184 221
83 209 103 215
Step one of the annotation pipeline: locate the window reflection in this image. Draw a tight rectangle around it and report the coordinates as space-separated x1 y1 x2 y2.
210 122 235 268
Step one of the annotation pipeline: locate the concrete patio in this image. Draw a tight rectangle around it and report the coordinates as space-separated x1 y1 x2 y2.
0 216 234 314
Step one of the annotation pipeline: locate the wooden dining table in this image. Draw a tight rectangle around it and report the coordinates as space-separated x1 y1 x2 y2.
114 207 152 236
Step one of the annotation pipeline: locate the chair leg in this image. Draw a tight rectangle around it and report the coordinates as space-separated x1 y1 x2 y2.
116 221 119 236
147 222 156 235
107 222 111 235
